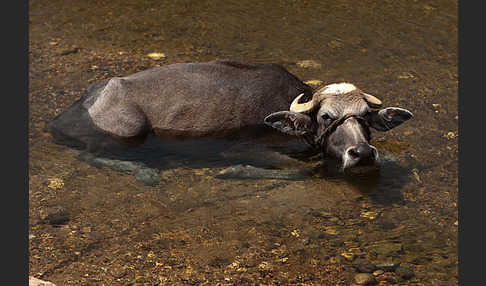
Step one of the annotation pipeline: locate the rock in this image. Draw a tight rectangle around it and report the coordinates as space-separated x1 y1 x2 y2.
147 52 166 60
308 232 326 240
78 152 161 186
375 218 396 230
135 167 162 186
354 273 377 285
215 164 309 180
382 272 399 284
59 47 80 56
372 270 384 276
29 277 56 286
395 266 414 280
375 261 400 272
367 242 403 256
323 227 339 235
329 255 345 264
430 279 455 286
40 206 69 226
341 252 355 261
47 177 64 190
412 168 422 183
360 210 380 220
353 259 377 273
304 79 323 87
296 60 322 69
443 132 457 140
328 40 343 48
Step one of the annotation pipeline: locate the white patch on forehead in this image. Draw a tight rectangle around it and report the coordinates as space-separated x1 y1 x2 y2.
344 118 365 143
320 82 357 95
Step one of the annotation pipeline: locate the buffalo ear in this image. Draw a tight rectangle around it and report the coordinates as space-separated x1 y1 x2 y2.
366 107 413 131
264 111 315 136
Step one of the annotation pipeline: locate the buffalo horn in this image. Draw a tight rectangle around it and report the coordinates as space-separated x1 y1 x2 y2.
289 92 334 113
362 92 382 108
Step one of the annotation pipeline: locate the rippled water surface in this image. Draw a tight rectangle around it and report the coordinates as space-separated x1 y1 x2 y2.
29 0 457 285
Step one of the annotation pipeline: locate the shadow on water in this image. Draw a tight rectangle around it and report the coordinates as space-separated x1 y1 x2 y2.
87 131 310 171
84 130 413 206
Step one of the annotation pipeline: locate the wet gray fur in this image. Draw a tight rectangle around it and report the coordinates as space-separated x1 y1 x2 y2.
49 60 312 151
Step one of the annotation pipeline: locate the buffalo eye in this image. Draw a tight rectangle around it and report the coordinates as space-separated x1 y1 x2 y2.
321 114 330 120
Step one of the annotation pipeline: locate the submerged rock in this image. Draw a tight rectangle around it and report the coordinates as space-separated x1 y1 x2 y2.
304 79 323 87
29 277 56 286
375 261 400 272
78 152 162 186
135 167 162 186
395 266 414 280
147 52 166 60
354 273 377 285
353 259 377 273
372 270 384 276
366 242 404 256
215 164 309 180
296 60 322 69
40 205 69 226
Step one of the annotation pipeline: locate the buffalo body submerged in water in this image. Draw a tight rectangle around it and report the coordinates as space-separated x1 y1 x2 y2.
49 60 413 170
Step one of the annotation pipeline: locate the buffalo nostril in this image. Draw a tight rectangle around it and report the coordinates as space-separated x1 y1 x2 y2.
347 144 375 161
348 147 360 159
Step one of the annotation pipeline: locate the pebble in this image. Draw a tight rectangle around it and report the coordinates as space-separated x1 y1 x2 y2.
403 130 413 136
215 164 309 180
147 52 166 60
353 259 377 273
323 227 339 235
382 272 399 284
372 270 384 276
40 205 69 226
397 72 415 79
376 262 400 272
47 177 64 190
29 277 56 286
354 273 377 285
444 132 457 140
412 168 422 183
395 266 414 280
296 60 322 69
430 279 455 286
308 232 326 240
328 40 344 48
360 210 379 220
78 152 161 186
59 47 80 56
341 252 355 261
367 242 403 256
304 79 323 87
135 167 162 186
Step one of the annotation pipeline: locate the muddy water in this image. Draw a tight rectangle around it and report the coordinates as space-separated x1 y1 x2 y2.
29 0 458 285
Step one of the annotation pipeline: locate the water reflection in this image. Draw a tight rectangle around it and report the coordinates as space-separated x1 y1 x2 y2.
90 131 412 208
312 152 410 205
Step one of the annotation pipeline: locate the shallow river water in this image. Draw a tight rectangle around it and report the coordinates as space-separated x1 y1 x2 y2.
29 0 457 285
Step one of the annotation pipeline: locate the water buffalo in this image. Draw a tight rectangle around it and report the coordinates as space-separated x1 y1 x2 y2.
49 60 413 171
48 60 313 152
264 82 413 169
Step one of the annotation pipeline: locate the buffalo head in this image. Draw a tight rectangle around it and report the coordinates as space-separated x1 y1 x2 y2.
264 82 413 170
